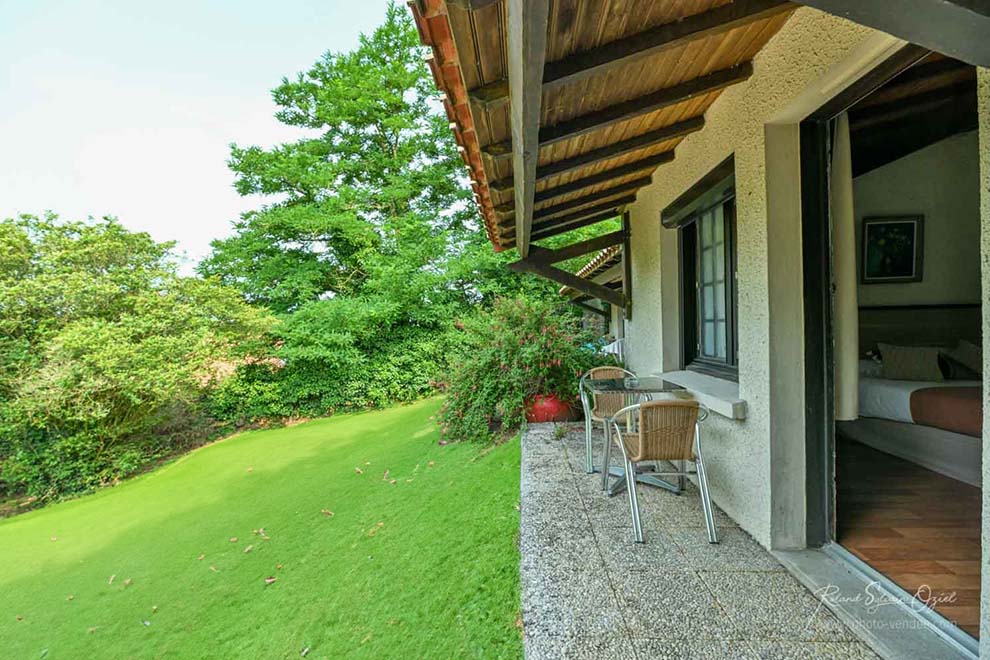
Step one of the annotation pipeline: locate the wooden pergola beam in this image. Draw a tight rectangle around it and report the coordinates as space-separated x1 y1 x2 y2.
483 63 752 157
496 177 650 216
506 0 550 258
488 116 701 190
503 210 621 248
529 230 625 264
469 0 790 107
508 247 626 308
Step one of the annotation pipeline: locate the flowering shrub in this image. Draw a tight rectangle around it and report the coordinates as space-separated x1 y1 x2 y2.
437 297 610 442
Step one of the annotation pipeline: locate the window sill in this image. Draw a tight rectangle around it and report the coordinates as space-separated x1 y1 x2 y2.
658 370 747 420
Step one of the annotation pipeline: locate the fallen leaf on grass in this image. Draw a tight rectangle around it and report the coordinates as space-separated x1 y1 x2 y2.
405 479 413 483
142 620 151 627
229 537 238 543
514 504 521 511
300 648 310 658
15 615 22 621
382 469 389 481
50 536 57 542
87 627 97 634
197 554 205 561
209 565 218 573
264 576 277 585
151 606 158 614
67 595 74 601
427 461 435 468
243 545 253 554
438 440 448 446
276 563 283 570
246 467 254 473
123 578 132 587
389 479 397 485
320 509 334 517
108 575 116 585
361 634 372 644
354 467 363 475
367 522 385 537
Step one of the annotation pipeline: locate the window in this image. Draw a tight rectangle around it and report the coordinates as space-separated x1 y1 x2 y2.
662 157 738 380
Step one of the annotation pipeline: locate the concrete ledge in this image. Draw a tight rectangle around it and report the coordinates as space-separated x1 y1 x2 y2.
659 370 747 420
774 545 978 660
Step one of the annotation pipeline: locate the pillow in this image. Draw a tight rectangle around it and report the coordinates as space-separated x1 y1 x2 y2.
943 339 982 375
939 353 981 381
878 343 944 382
858 359 883 378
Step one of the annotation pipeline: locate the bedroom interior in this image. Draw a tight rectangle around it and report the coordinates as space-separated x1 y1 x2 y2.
830 53 983 639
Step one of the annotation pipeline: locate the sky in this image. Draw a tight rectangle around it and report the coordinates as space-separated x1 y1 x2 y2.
0 0 391 271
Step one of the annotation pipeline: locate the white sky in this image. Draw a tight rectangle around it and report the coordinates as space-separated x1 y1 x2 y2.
0 0 391 271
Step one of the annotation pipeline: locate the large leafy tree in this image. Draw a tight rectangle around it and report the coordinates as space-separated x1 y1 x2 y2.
200 2 477 315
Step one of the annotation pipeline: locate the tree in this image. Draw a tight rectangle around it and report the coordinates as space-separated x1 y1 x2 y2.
200 1 476 315
0 214 274 500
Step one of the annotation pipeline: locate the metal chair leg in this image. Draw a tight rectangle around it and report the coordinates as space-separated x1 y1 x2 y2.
625 458 644 543
694 425 719 544
600 421 612 492
584 411 594 474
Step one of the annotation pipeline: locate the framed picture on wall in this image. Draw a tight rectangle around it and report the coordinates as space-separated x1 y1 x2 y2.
861 215 924 284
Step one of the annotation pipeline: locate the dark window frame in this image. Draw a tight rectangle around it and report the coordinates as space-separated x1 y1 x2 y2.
679 192 738 381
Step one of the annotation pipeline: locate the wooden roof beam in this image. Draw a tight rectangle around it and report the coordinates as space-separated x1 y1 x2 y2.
483 63 752 157
470 0 791 107
496 176 651 215
508 247 626 308
504 202 626 240
527 230 625 265
447 0 501 11
503 210 620 249
488 116 700 191
506 0 550 258
501 194 636 231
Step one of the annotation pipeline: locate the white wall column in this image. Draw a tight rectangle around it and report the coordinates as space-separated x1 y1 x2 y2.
831 112 859 421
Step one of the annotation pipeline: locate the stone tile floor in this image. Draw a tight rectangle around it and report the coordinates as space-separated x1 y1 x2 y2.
520 423 880 660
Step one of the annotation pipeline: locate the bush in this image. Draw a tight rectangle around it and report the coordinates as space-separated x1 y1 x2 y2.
0 215 274 501
437 297 609 443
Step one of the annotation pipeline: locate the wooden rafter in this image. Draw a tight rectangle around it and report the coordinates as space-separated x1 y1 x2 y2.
482 63 752 157
506 0 550 258
531 211 620 242
446 0 501 11
488 116 701 190
491 148 677 195
502 197 634 234
496 176 651 215
528 230 625 264
469 0 791 107
508 247 626 308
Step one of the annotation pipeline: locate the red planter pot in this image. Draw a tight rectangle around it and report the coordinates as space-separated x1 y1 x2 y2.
525 394 577 423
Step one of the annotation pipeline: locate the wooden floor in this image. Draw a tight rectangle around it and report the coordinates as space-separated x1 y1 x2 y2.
836 436 982 639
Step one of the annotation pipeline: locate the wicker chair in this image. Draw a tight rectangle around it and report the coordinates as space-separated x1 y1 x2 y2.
606 399 718 544
578 366 635 475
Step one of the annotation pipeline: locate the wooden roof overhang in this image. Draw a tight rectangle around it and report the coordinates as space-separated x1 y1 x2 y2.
410 0 795 306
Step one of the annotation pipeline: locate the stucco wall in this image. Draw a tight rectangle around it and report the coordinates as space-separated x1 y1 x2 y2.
624 7 877 546
853 130 982 306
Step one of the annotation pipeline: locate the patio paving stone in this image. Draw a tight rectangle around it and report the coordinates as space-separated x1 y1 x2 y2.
519 423 879 660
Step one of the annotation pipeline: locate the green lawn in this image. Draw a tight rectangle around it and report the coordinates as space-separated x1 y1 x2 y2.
0 399 522 659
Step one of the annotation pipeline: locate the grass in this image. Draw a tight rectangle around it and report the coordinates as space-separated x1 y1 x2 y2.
0 399 522 659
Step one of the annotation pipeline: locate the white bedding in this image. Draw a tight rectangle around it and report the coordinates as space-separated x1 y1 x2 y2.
857 376 981 424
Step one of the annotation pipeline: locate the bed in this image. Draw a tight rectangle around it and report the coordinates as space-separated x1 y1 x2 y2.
840 368 983 487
